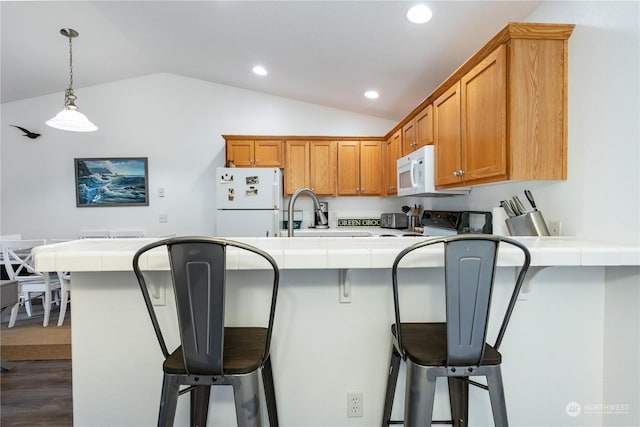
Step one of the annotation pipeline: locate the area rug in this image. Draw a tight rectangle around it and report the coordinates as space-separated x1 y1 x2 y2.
1 311 71 361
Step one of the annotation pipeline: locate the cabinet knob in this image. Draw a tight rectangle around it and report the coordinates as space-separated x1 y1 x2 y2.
255 159 259 164
453 171 459 177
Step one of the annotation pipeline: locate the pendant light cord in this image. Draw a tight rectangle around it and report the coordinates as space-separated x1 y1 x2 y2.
68 34 74 90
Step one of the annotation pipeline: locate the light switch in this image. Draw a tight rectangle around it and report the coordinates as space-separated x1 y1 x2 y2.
158 187 165 197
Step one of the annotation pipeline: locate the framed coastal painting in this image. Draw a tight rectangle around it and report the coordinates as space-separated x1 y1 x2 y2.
74 157 149 207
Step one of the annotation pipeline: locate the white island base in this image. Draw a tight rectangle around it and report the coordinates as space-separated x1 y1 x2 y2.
35 237 640 426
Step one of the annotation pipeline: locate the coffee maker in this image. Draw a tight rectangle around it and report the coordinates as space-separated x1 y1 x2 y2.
314 202 329 228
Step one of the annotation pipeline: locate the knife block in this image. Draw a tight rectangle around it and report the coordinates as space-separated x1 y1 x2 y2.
505 211 550 236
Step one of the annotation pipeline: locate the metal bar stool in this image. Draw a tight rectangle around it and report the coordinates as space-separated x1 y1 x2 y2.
133 237 280 426
382 234 530 426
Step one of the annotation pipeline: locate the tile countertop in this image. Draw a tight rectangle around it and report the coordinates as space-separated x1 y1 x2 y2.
33 236 640 272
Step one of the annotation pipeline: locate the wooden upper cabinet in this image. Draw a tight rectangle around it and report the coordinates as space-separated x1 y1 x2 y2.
434 83 462 187
435 46 507 187
309 141 336 196
359 140 383 196
415 104 433 148
508 34 568 180
337 140 383 196
254 140 284 167
284 140 310 195
225 139 254 167
284 140 336 196
460 44 508 184
385 130 402 196
402 104 432 156
401 120 416 155
224 137 283 167
432 24 572 188
337 141 360 196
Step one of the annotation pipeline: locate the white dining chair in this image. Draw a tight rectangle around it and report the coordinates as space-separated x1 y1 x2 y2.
110 230 145 238
1 239 61 327
55 271 71 326
47 239 72 326
78 230 111 239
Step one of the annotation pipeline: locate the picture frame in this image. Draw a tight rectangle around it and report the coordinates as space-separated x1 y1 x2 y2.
74 157 149 207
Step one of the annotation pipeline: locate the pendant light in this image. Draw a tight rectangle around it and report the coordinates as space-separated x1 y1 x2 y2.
46 28 98 132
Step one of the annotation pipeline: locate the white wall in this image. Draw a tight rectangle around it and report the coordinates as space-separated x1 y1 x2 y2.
0 73 396 239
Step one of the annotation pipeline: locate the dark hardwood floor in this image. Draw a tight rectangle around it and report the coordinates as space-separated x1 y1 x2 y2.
1 303 73 426
0 359 73 426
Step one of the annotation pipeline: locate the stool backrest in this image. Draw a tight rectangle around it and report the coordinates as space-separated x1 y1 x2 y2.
444 238 498 365
392 234 530 366
133 237 279 375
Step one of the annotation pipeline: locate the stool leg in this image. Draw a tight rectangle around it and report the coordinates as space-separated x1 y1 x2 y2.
233 371 262 427
262 356 279 426
190 385 211 427
405 362 436 427
382 345 401 426
158 374 180 427
486 365 508 426
447 377 468 427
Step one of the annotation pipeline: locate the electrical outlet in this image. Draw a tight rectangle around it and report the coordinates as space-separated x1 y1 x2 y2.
347 391 363 418
548 220 561 236
159 214 169 223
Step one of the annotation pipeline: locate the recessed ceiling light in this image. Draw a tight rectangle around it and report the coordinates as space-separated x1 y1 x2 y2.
406 4 432 24
364 90 379 99
252 65 268 76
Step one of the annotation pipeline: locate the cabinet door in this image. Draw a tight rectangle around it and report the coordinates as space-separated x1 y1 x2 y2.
415 104 433 148
226 140 254 167
337 141 360 196
254 140 283 167
461 45 507 184
402 120 416 156
385 130 402 196
359 140 383 196
284 141 310 195
310 141 336 196
434 83 462 187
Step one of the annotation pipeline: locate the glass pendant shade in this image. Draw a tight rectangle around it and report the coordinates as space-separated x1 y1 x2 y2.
46 28 97 132
46 107 98 132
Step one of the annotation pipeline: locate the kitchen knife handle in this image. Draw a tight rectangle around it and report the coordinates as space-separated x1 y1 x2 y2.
524 189 538 210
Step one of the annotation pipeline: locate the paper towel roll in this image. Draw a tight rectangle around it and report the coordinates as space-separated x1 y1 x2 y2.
492 207 510 235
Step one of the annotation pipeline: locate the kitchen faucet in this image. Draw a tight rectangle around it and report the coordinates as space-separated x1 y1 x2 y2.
287 188 328 237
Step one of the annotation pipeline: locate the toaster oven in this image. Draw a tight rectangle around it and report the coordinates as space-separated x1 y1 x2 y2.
380 213 409 229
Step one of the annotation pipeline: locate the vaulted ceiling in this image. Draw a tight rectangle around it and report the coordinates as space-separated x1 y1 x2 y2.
1 1 541 121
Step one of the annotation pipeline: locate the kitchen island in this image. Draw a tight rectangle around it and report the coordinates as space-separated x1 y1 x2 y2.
34 237 640 426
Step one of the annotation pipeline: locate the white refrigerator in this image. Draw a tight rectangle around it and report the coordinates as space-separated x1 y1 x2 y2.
215 167 283 237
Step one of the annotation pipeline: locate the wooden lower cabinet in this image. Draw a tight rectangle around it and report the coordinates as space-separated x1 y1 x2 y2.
284 140 336 196
337 140 383 196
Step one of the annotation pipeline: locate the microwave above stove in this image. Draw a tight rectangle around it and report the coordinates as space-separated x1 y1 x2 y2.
396 146 469 197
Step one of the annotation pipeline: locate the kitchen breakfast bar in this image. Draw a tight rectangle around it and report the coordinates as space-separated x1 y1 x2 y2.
33 237 640 426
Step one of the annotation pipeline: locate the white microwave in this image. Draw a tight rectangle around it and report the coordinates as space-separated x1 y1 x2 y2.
396 146 468 197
